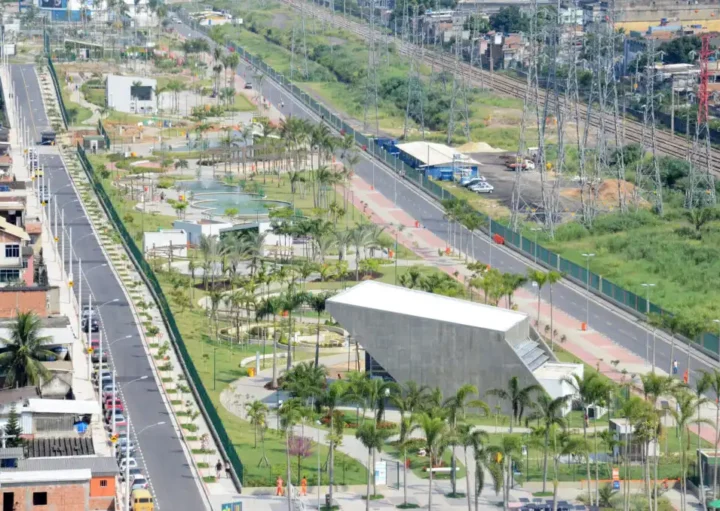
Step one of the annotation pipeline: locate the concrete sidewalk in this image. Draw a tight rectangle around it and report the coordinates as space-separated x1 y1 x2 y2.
343 171 720 449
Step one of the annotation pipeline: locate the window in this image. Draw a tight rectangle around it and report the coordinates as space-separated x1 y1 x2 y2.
32 492 47 505
0 269 20 283
0 458 17 468
4 244 18 258
100 479 108 487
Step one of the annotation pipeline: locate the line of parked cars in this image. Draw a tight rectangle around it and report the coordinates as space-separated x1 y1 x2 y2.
459 176 495 194
87 307 149 498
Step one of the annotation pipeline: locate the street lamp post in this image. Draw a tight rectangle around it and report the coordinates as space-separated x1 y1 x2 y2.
581 253 595 329
79 263 109 335
113 371 146 458
95 299 120 404
125 418 164 511
641 283 656 366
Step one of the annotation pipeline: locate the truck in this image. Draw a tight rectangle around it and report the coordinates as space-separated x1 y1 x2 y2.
506 159 536 171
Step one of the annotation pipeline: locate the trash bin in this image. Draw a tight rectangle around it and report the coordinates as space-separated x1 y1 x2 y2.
325 494 331 508
247 367 255 377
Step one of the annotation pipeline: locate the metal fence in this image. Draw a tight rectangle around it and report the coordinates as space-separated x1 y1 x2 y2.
190 23 720 360
46 57 69 129
76 145 245 486
98 119 111 149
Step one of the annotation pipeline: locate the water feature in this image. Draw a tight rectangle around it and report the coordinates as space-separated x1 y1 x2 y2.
177 179 289 217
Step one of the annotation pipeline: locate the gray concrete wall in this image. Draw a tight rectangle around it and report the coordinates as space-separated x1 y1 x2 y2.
328 302 541 414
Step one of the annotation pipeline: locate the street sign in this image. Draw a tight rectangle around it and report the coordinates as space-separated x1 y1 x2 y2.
220 503 242 511
374 461 387 486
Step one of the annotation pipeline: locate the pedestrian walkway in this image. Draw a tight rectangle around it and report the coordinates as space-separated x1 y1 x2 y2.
342 172 720 450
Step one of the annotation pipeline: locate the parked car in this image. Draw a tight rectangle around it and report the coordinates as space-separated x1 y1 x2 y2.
92 350 109 364
460 177 486 187
104 397 124 412
38 186 51 203
470 182 495 194
117 438 136 455
83 317 99 333
244 82 253 89
121 467 143 482
102 384 118 400
118 457 138 471
105 408 125 423
505 159 535 171
82 305 97 319
131 477 149 491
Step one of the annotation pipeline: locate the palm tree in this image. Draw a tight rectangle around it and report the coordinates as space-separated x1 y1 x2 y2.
307 292 334 368
245 400 268 449
0 312 54 387
671 390 712 511
280 289 308 370
549 432 589 511
281 362 327 406
702 369 720 500
321 381 345 506
694 372 713 510
561 372 602 506
526 393 570 493
417 413 448 511
489 434 523 511
345 371 370 427
444 384 489 496
500 272 527 309
255 296 284 387
391 390 421 508
527 269 548 326
365 377 398 424
279 399 303 511
459 424 489 511
355 422 392 506
487 376 541 432
546 271 562 349
350 224 373 281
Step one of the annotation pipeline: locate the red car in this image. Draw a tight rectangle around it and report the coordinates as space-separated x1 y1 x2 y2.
104 398 123 412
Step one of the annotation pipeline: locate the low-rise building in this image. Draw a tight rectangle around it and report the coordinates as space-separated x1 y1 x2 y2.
106 75 157 115
0 216 32 286
173 219 233 245
143 229 188 258
0 442 118 511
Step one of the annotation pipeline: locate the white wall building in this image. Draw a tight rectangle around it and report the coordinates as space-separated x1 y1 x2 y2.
533 363 584 417
106 75 157 115
173 220 233 246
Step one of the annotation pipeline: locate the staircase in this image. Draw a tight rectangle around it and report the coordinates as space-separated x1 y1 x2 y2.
514 340 549 372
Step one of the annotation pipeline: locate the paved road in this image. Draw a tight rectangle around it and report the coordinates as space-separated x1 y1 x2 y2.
174 21 719 386
10 64 208 511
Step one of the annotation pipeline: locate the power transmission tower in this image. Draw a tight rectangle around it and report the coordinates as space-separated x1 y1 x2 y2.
362 4 381 135
446 32 471 144
403 5 425 140
289 5 310 81
686 33 717 208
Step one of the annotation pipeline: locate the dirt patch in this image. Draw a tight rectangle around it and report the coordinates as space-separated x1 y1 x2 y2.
561 179 642 209
456 141 503 153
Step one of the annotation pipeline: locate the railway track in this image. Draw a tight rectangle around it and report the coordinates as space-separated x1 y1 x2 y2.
285 0 720 175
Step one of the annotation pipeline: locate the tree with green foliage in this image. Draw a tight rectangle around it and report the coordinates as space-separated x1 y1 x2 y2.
355 422 393 504
526 393 570 493
0 312 54 388
417 413 448 511
487 376 541 431
4 403 22 447
489 6 529 34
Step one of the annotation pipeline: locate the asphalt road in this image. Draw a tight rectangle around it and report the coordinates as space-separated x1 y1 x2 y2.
10 64 207 511
174 20 719 386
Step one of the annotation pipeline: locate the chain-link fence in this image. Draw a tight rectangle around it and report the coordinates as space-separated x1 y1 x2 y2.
177 18 720 361
76 145 245 486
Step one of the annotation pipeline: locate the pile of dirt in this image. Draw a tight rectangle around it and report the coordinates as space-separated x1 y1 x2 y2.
456 141 504 153
562 179 643 208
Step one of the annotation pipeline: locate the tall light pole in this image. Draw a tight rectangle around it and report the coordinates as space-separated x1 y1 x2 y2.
641 283 656 365
581 253 595 329
95 298 120 404
125 419 164 511
78 263 108 336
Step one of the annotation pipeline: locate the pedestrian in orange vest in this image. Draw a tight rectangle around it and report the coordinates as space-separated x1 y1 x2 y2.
300 476 307 496
276 476 284 496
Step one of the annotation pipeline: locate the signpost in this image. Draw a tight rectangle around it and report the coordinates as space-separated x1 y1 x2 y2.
612 467 620 490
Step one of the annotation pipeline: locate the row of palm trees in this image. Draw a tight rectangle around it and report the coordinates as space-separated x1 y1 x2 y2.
257 358 720 511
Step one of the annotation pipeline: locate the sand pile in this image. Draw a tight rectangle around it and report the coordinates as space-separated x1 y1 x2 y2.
562 179 642 208
456 141 504 153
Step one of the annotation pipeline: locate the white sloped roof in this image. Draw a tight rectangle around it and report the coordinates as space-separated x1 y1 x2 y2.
328 281 526 333
396 141 480 167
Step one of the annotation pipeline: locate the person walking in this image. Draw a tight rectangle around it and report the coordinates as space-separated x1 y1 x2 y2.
276 476 284 496
300 475 307 496
673 359 679 375
225 461 231 480
215 460 223 479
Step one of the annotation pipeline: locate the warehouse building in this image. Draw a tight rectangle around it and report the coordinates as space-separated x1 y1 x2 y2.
327 281 582 416
385 140 480 181
105 75 157 115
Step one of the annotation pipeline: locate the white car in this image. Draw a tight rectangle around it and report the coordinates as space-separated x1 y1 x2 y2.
131 477 149 491
121 467 143 482
118 457 138 471
461 177 486 188
470 182 494 194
